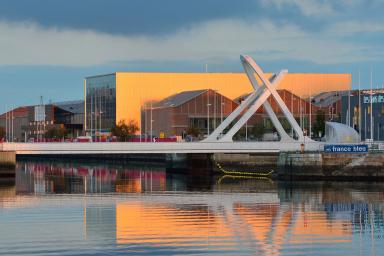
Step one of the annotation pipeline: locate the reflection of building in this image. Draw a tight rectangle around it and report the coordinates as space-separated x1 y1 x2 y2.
85 72 351 134
15 162 166 194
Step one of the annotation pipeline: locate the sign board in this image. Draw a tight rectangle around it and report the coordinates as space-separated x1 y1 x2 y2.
363 94 384 104
34 105 45 122
324 144 368 153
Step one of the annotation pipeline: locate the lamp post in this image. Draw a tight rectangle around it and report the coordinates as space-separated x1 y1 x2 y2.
309 97 312 139
220 95 224 124
5 107 8 142
207 103 211 136
150 101 153 140
370 68 373 141
245 121 248 141
11 107 13 142
358 69 361 141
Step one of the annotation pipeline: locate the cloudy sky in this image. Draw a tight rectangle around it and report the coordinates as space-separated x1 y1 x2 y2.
1 0 384 108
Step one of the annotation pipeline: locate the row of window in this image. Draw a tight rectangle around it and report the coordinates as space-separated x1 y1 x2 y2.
29 121 54 126
29 130 45 135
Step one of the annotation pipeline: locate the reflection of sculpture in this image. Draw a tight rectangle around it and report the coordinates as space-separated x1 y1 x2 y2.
205 55 309 142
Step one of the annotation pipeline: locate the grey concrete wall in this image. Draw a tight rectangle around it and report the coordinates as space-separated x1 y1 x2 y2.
277 152 384 179
0 151 16 167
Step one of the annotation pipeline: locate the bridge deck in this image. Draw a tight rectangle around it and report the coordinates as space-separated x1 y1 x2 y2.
0 141 323 155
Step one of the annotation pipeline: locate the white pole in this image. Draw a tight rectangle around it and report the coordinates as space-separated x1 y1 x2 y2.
207 91 210 135
348 88 351 126
213 92 216 130
145 105 147 140
220 95 223 124
377 122 380 141
365 108 367 140
11 106 13 142
370 68 373 141
309 95 312 138
90 91 93 140
5 107 8 142
358 69 361 141
99 90 102 141
245 121 248 141
95 90 97 141
150 100 153 139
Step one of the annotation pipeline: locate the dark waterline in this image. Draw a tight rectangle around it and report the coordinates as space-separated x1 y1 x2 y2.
0 159 383 255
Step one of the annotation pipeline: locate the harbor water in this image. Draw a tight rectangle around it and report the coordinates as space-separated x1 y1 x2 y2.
0 159 383 255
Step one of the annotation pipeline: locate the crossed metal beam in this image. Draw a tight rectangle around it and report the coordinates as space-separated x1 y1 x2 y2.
204 55 308 142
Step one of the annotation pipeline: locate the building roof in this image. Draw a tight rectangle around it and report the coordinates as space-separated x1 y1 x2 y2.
0 106 29 119
312 91 349 107
233 89 302 104
153 89 208 108
53 100 84 114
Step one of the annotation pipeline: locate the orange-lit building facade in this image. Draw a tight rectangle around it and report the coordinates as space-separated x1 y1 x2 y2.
144 89 341 138
84 72 351 135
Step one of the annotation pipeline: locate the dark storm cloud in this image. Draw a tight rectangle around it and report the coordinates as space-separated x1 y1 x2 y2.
0 0 343 36
0 0 264 35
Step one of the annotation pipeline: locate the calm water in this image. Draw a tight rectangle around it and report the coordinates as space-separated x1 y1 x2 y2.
0 160 384 255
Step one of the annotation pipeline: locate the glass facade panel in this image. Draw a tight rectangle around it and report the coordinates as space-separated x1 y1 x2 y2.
86 74 116 136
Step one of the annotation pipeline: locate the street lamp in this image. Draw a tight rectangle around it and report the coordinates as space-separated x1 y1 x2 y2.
207 103 211 135
221 102 225 124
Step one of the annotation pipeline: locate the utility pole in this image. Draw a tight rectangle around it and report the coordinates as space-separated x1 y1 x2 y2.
40 96 44 142
207 91 211 136
99 90 102 141
348 88 351 126
150 100 153 140
5 107 8 142
309 93 312 138
90 91 93 140
11 106 13 142
370 67 374 141
358 69 361 141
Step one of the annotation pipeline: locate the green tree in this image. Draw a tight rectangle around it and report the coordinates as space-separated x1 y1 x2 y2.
45 126 69 139
313 110 325 138
0 126 5 139
234 127 246 140
251 123 265 140
111 119 139 141
186 125 200 138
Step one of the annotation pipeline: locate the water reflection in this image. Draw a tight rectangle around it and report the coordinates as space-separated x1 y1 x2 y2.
0 160 383 255
15 161 166 194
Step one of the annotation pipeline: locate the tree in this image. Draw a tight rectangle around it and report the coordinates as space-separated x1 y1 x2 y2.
186 125 200 138
0 126 5 139
313 110 325 138
45 126 69 139
251 123 265 140
111 119 139 141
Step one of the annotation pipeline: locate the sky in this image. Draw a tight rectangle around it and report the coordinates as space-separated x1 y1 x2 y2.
1 0 384 109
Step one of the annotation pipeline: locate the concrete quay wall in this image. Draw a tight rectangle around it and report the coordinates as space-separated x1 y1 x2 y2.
0 151 16 168
213 152 384 180
277 152 384 180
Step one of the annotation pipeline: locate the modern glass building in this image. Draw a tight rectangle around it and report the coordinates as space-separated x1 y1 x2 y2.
85 72 351 135
85 74 116 137
341 89 384 141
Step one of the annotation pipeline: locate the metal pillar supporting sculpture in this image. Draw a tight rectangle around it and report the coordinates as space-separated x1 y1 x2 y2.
204 55 312 143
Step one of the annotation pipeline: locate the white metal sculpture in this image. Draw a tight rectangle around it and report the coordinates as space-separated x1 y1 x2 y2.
204 55 312 143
